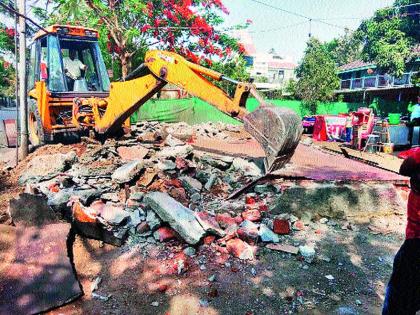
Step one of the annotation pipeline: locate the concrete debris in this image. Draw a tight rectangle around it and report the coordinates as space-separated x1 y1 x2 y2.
258 224 280 243
19 151 77 184
231 158 262 177
156 144 193 159
226 238 256 260
146 210 162 230
204 173 218 191
266 243 299 255
299 245 316 264
179 176 203 193
117 145 149 161
145 192 206 244
237 220 259 243
111 160 144 183
195 211 225 237
183 246 196 257
156 159 177 171
165 134 185 147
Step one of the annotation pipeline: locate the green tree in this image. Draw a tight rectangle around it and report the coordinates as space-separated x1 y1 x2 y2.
0 22 16 97
323 29 363 66
39 0 248 80
295 37 340 114
358 0 420 76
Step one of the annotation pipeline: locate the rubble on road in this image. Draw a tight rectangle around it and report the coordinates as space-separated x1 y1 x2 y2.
9 120 397 270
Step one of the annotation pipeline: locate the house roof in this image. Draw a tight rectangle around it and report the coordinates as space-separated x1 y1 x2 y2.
338 60 375 72
268 61 296 70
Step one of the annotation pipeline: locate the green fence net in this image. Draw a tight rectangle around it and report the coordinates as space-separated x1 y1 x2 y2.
130 97 368 125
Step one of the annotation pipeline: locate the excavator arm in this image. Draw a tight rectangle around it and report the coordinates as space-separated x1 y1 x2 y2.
72 50 302 173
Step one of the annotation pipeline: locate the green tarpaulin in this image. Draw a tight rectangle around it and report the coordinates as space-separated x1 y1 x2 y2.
131 97 364 125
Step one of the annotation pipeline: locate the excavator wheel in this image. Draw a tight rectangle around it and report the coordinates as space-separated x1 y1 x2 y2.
243 104 303 173
28 100 49 147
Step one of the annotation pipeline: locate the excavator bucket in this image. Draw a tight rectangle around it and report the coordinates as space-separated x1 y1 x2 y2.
243 104 303 173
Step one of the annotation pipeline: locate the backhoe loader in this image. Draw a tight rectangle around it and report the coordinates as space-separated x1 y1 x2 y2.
27 25 302 173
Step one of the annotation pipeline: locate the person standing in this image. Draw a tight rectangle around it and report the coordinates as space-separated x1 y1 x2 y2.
407 96 420 145
382 151 420 314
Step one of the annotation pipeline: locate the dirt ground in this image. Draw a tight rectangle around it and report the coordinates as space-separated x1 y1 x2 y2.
44 214 405 315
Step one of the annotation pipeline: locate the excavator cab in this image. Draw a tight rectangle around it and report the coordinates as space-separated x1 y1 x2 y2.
28 25 111 145
28 25 302 174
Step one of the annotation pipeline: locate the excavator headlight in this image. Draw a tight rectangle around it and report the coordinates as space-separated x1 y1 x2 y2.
56 27 69 35
84 30 97 37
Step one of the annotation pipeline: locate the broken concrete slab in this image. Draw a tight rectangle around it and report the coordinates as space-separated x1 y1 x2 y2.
71 200 128 246
230 158 262 177
146 209 162 230
112 160 144 184
117 145 149 161
271 182 405 221
19 151 77 184
165 134 185 147
195 211 225 237
259 224 279 243
47 187 103 212
237 220 259 243
266 243 299 255
145 192 205 245
0 223 82 314
156 145 193 159
8 193 58 227
179 176 202 194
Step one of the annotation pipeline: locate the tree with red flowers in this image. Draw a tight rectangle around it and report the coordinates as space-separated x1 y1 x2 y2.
0 22 16 96
40 0 249 80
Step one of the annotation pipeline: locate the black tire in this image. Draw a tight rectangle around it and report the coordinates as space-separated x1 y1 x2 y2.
28 99 49 147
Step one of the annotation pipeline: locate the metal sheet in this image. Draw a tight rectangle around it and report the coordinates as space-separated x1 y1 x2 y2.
3 119 17 147
0 223 83 314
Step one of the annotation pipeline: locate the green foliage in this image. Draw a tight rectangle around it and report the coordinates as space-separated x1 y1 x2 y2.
284 78 297 98
0 58 15 97
295 38 340 114
357 0 420 76
38 0 247 78
209 56 250 95
323 29 363 66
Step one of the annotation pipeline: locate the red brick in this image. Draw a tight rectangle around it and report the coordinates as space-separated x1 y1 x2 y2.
216 213 237 228
226 238 256 260
203 235 216 245
241 209 261 222
154 226 177 242
273 219 290 235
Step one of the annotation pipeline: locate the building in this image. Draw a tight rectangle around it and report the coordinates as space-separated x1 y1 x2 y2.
336 49 420 103
235 30 297 90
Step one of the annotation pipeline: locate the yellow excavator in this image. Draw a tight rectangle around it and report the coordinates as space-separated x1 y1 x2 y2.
27 25 302 173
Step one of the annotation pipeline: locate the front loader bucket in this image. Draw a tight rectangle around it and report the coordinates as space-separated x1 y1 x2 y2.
243 104 303 173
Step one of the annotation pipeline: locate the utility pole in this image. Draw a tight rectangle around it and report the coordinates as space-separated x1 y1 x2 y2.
17 0 28 159
11 0 19 166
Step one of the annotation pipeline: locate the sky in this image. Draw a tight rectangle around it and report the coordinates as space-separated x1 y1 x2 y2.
223 0 394 63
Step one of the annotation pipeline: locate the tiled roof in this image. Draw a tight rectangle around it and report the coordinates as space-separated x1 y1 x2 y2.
338 60 375 71
268 61 296 70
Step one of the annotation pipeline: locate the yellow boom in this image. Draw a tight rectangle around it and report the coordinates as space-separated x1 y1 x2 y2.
72 50 302 173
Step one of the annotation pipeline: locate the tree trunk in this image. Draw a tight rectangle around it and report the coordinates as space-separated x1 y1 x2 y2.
120 52 132 80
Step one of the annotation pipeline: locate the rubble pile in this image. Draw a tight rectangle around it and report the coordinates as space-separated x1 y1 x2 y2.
14 121 313 261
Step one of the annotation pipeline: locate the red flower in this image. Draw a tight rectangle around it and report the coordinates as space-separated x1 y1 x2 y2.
141 24 151 33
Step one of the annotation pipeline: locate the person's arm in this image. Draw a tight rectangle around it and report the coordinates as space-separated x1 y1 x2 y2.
400 157 418 176
78 60 87 71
